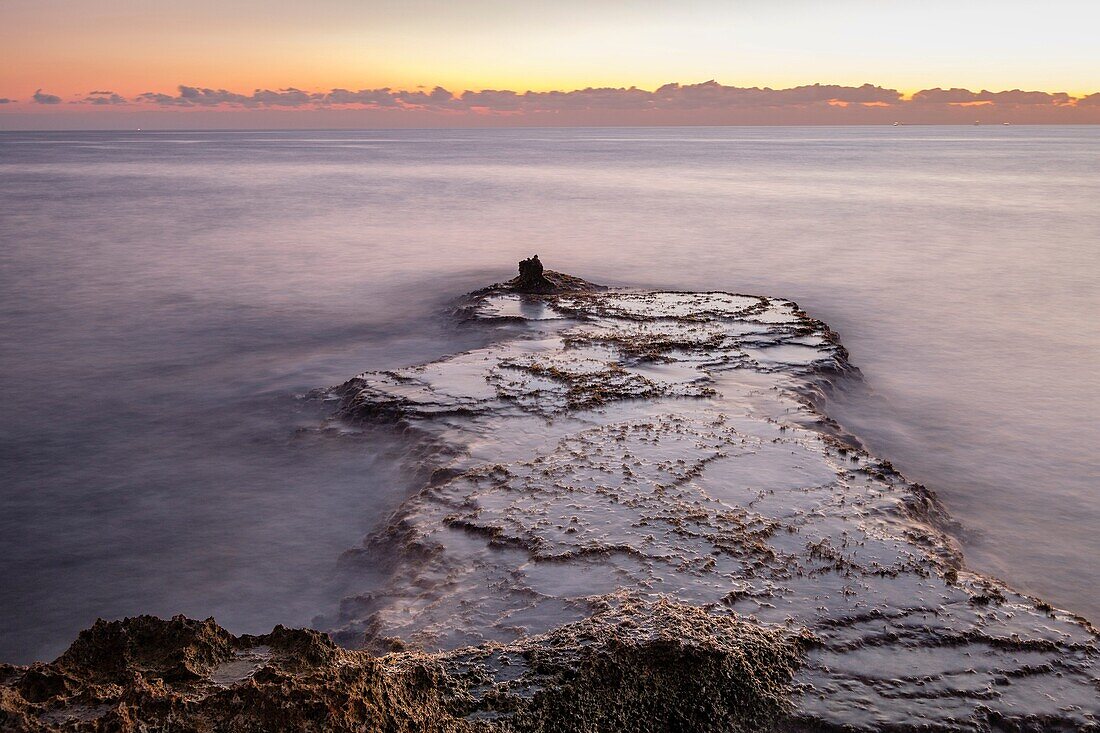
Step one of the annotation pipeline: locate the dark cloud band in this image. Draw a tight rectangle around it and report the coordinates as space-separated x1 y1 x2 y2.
118 82 1094 112
6 82 1099 122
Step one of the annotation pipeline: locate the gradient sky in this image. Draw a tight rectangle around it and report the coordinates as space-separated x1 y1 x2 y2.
2 0 1098 127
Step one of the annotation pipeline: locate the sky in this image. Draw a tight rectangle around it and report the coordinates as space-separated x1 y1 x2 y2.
2 0 1099 127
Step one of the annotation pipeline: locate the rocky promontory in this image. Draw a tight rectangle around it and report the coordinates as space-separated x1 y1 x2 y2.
3 262 1097 731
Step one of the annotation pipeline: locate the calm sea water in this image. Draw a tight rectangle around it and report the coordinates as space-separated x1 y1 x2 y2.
1 127 1097 663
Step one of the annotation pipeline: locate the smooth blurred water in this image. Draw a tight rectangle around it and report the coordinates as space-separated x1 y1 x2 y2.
1 127 1097 663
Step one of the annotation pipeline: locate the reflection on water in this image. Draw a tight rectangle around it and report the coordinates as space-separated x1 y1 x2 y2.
1 126 1097 662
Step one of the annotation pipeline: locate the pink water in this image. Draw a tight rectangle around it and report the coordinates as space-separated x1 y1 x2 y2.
1 126 1097 662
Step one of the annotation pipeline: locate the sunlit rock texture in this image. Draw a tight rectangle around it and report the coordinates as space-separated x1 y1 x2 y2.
3 272 1097 732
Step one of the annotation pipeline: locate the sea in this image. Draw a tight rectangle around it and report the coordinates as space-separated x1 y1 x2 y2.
1 126 1097 663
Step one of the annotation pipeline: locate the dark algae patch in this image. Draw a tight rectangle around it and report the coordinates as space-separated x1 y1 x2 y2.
3 262 1097 731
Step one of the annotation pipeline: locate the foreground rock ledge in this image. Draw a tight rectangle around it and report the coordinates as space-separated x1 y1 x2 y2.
5 264 1098 732
0 597 803 733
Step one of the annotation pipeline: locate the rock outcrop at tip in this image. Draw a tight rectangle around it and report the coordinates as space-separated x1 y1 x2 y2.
516 254 550 291
0 596 806 733
472 256 605 297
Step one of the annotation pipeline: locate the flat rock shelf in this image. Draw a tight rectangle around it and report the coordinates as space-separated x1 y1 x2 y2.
3 272 1097 732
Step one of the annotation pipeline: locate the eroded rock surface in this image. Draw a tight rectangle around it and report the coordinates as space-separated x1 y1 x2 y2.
4 270 1097 732
0 598 804 732
328 284 1100 731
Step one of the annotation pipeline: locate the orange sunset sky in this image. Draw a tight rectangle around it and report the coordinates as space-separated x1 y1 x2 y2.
2 0 1099 128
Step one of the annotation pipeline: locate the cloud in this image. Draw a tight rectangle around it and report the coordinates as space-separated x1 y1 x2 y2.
0 98 14 104
135 91 190 106
394 86 461 108
650 81 901 109
447 82 902 114
250 88 314 106
33 89 62 104
81 91 128 105
319 88 399 106
516 86 655 112
458 89 522 111
135 85 321 107
289 81 904 115
128 81 907 113
911 88 1073 105
911 87 987 104
132 84 463 110
19 80 1098 124
119 81 1099 116
178 86 254 106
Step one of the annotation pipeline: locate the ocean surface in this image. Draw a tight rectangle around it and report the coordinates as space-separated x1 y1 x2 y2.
1 126 1097 664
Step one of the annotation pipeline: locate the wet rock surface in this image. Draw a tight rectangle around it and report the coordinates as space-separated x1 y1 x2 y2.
5 266 1098 731
328 278 1100 730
